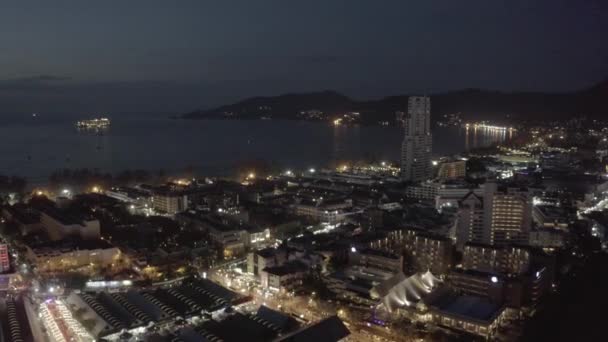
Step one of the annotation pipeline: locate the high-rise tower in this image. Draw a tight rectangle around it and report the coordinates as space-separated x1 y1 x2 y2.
401 96 432 181
456 182 532 250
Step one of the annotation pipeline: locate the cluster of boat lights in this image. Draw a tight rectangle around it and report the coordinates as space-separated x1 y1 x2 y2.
76 117 111 129
466 123 515 132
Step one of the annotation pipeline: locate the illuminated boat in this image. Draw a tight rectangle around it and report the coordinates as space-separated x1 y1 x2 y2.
75 117 111 129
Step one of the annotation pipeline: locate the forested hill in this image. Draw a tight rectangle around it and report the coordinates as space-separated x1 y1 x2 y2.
183 79 608 125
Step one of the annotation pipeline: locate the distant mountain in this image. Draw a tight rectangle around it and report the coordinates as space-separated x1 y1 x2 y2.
183 90 354 120
183 79 608 124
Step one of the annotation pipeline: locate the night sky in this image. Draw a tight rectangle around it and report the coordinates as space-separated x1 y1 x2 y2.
1 0 607 113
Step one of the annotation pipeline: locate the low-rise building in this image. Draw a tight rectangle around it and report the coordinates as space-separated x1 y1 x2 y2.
448 266 550 309
26 239 121 273
247 247 289 279
532 205 569 229
448 269 505 304
66 278 243 338
435 183 484 211
405 182 439 200
152 192 188 215
328 249 405 304
2 204 42 235
349 248 403 275
402 229 453 276
528 228 566 248
1 296 36 342
138 184 189 215
198 215 250 258
276 315 350 342
358 228 409 253
437 160 466 180
105 187 150 205
462 243 530 276
38 205 100 241
427 291 508 339
261 260 309 292
294 197 354 224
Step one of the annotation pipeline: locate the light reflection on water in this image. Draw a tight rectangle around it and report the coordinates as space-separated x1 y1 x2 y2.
464 125 511 151
0 116 513 182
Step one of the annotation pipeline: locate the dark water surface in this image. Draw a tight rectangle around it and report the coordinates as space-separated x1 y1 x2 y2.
0 113 510 182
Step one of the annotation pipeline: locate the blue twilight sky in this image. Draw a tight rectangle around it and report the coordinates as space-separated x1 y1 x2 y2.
0 0 607 114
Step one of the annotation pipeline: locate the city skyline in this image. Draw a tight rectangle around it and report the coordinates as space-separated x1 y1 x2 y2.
1 2 608 341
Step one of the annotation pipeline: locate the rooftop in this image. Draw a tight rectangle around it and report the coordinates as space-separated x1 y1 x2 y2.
277 315 350 342
464 241 531 251
3 204 40 224
39 204 90 226
430 293 504 323
140 184 187 196
29 237 113 252
263 260 308 276
257 247 280 258
535 204 568 219
357 248 400 260
197 313 279 342
256 305 298 332
199 214 257 233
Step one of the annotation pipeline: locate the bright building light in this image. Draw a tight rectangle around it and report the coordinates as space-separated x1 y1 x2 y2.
309 168 316 173
350 246 357 253
491 276 498 283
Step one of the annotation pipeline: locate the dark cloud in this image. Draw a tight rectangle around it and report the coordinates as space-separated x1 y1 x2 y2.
1 75 71 83
16 75 72 82
0 75 72 89
0 1 607 113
